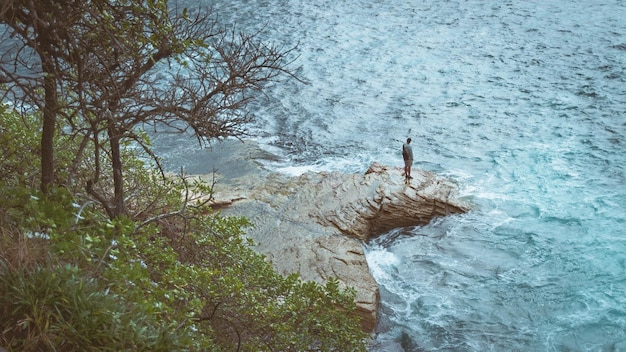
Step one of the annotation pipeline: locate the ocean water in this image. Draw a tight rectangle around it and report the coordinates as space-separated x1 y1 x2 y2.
169 1 625 350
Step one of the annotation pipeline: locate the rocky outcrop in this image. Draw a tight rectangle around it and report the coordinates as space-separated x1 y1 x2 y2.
204 152 469 332
309 162 467 241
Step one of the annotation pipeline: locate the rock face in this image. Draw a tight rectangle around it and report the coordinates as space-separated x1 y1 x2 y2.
313 162 467 241
207 157 469 332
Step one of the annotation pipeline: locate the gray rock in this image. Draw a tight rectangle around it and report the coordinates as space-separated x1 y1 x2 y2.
203 149 469 332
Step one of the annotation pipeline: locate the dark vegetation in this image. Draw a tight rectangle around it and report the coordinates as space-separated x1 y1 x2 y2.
0 1 367 350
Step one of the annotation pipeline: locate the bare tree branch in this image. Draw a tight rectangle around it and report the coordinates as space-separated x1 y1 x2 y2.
1 1 299 217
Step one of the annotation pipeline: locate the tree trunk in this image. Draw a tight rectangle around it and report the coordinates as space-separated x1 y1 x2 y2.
107 122 125 218
40 41 57 195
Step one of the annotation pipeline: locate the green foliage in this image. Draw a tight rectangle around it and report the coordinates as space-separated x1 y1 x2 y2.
96 204 368 351
0 263 179 351
182 215 369 351
0 104 91 191
0 104 40 187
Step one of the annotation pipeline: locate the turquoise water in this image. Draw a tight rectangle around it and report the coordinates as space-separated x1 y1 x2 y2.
174 0 625 350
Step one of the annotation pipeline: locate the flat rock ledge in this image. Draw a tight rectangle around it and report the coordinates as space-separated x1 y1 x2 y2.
206 161 469 332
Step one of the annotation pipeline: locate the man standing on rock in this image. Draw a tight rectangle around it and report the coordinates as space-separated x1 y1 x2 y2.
402 137 413 183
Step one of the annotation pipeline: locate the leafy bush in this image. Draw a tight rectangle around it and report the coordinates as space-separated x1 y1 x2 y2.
0 104 40 187
96 200 368 351
0 103 84 190
0 263 179 351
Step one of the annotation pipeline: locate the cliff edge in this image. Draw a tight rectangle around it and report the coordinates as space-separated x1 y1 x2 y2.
192 141 469 332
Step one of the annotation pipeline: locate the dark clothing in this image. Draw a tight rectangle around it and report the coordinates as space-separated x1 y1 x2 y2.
402 142 413 161
402 141 414 182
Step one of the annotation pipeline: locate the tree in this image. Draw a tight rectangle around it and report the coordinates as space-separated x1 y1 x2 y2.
0 1 297 217
0 0 83 194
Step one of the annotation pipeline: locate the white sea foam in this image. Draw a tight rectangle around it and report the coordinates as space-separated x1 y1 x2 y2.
366 249 400 276
274 164 321 176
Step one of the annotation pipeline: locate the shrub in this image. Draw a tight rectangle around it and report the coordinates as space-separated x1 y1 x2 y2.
0 104 40 187
0 263 179 351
